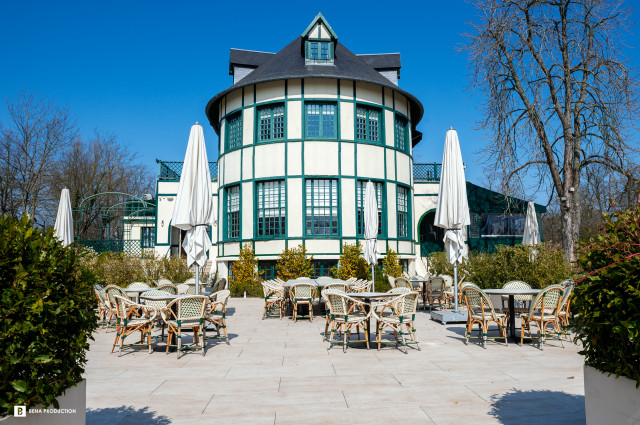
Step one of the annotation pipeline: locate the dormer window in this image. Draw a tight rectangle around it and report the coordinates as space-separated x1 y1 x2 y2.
306 40 333 64
302 13 338 65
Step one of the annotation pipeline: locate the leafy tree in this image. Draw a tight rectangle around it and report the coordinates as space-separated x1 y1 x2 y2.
381 249 402 279
332 242 369 280
276 244 313 281
463 0 639 261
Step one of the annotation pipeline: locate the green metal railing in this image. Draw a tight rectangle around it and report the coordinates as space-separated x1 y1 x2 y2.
413 163 441 181
78 239 144 256
157 160 218 181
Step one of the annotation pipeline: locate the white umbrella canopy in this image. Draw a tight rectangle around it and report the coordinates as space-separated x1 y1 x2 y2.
434 128 470 312
522 201 540 246
171 123 215 294
363 181 379 291
53 188 74 246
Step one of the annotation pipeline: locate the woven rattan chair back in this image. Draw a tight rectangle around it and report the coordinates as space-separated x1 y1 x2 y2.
427 277 445 293
127 282 150 289
176 283 190 295
528 285 563 319
463 286 500 321
166 295 207 323
395 277 412 289
351 280 371 292
157 284 177 294
502 280 533 302
391 291 419 315
324 289 349 316
94 284 108 304
157 278 173 286
290 283 316 300
105 285 127 305
183 278 196 284
323 283 349 292
559 283 573 310
387 287 411 296
211 289 231 304
212 278 228 292
346 277 358 283
140 289 171 311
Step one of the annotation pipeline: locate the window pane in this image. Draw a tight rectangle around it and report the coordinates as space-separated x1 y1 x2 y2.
480 214 525 236
227 113 242 150
397 186 408 238
357 181 383 236
310 42 318 59
306 179 338 236
320 43 329 60
322 104 335 137
369 110 379 141
306 104 320 137
395 116 406 151
227 185 240 239
257 181 285 236
260 108 271 140
356 107 366 140
273 105 284 139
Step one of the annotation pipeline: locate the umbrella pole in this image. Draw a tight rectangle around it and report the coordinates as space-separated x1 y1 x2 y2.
372 265 375 292
195 264 200 295
453 260 459 313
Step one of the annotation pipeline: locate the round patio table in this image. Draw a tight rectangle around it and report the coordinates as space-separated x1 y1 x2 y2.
483 289 541 339
283 278 318 287
348 291 398 342
124 288 152 303
409 278 429 310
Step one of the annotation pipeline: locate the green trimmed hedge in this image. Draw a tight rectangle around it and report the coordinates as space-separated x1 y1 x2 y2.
0 216 98 415
427 244 572 289
573 205 640 387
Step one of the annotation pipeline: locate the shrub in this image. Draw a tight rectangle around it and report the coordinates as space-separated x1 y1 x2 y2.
230 244 262 297
427 244 571 289
276 245 314 281
332 242 370 280
573 203 640 387
376 249 403 292
0 216 99 415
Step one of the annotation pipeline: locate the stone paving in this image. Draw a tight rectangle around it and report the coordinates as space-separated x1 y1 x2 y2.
85 298 586 425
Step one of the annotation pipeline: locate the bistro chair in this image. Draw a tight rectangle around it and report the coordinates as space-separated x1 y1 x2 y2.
140 289 172 341
93 284 110 327
426 277 445 310
112 295 156 356
289 283 317 322
520 285 564 350
261 281 285 319
127 282 151 289
324 289 371 352
183 278 196 284
163 295 208 358
204 289 231 344
372 291 420 353
557 280 574 334
394 277 412 289
176 283 191 295
350 280 372 293
156 278 173 286
462 286 508 348
501 280 533 312
211 278 228 293
105 285 128 336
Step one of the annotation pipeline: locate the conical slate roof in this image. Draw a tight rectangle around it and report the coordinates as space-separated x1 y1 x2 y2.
205 36 423 139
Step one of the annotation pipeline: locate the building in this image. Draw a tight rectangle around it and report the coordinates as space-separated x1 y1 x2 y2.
153 14 545 277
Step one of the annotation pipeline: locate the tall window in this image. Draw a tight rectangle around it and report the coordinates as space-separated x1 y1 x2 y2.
394 115 408 152
305 103 336 138
256 180 286 237
258 104 285 141
225 112 243 151
356 181 384 236
258 261 277 280
480 214 526 237
226 185 240 240
397 186 410 238
356 106 381 143
141 227 155 249
305 179 338 236
312 260 338 278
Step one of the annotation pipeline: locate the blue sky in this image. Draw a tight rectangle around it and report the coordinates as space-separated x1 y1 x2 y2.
1 1 638 202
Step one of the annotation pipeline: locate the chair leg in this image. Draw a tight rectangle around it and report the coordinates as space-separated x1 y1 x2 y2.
177 331 181 359
111 328 120 353
323 317 330 342
364 322 369 350
343 324 348 353
166 331 172 354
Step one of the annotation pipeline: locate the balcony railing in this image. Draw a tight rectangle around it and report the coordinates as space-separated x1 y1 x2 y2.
157 160 218 181
413 163 441 181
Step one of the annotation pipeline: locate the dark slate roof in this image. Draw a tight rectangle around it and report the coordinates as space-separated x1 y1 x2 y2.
356 53 401 70
228 49 275 74
206 36 423 143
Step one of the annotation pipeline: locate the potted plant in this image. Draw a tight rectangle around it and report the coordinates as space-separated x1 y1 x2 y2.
572 202 640 425
0 216 98 424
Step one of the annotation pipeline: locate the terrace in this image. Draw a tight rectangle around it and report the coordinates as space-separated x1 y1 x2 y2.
85 297 585 425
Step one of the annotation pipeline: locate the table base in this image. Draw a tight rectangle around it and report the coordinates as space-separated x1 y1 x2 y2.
430 310 468 325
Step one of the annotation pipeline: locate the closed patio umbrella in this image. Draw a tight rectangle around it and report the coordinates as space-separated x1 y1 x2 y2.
171 123 215 295
363 181 379 292
54 188 74 246
522 201 540 259
434 128 470 313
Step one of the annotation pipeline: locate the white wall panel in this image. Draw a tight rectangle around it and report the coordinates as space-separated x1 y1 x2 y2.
288 142 302 175
340 101 354 140
255 240 286 255
304 142 338 175
227 89 242 112
288 178 303 237
288 79 302 98
243 107 254 146
305 79 337 98
305 239 340 254
256 81 285 103
356 144 385 179
341 143 354 176
224 149 242 183
241 181 253 239
287 101 302 139
355 82 382 104
341 179 356 237
254 144 285 179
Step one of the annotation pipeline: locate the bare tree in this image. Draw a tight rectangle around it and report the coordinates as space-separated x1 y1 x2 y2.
50 131 155 239
463 0 639 261
0 92 78 224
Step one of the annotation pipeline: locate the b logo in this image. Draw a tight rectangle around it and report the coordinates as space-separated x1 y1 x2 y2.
14 406 27 417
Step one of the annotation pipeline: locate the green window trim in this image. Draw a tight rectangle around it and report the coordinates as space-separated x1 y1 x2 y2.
257 103 285 142
396 185 411 239
356 180 386 238
256 180 286 238
312 260 338 278
305 40 334 63
141 227 155 249
225 112 243 151
356 105 382 144
394 114 409 153
258 260 277 280
305 179 339 236
225 185 240 240
305 102 337 139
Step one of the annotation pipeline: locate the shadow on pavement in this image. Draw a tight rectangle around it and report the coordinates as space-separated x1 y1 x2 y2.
87 406 171 425
489 389 585 425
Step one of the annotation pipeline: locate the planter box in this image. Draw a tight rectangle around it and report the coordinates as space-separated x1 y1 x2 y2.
584 365 640 425
2 379 85 425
